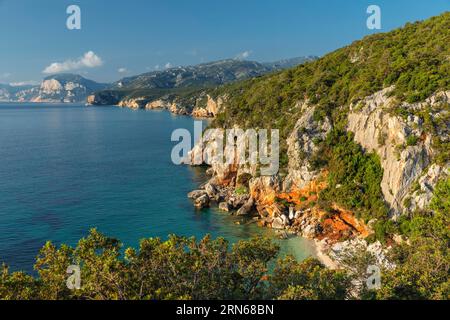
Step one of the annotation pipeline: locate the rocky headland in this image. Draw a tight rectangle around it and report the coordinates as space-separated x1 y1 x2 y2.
185 88 449 269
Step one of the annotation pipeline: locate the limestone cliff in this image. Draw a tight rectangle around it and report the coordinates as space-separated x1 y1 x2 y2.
347 88 449 215
186 87 449 268
92 92 226 118
284 103 332 191
192 95 226 118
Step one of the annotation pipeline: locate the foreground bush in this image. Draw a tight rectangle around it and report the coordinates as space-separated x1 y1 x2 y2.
0 232 349 300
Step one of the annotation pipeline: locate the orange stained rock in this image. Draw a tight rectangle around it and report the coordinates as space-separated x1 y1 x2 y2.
331 204 371 237
277 176 328 207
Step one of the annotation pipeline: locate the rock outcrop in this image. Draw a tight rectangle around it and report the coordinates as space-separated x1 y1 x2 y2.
145 99 171 110
284 103 332 191
118 98 148 109
192 95 225 118
347 88 449 215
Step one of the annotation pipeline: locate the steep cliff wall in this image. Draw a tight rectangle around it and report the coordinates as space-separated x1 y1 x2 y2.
347 88 449 215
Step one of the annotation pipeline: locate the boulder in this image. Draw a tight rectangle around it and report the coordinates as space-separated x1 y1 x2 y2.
302 224 316 238
236 198 254 216
281 214 290 226
188 190 207 200
229 194 249 209
218 202 229 212
272 217 285 230
194 194 210 209
204 183 217 198
256 205 269 218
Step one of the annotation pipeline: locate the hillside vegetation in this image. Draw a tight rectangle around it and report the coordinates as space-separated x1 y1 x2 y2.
212 12 449 134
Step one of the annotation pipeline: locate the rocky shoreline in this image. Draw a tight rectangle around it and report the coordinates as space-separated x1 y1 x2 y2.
186 170 380 269
87 92 225 119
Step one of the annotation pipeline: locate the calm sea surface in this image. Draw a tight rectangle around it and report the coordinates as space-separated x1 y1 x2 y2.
0 103 315 273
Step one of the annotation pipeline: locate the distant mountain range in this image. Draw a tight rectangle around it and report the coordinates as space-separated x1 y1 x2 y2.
0 56 317 103
0 74 108 103
111 56 317 91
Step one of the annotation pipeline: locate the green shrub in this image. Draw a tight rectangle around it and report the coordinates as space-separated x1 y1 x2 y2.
235 186 249 195
317 130 389 221
406 135 419 146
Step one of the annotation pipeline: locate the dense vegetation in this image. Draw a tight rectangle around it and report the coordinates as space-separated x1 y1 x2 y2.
375 177 449 299
212 13 449 130
0 177 447 300
312 130 388 222
0 231 350 300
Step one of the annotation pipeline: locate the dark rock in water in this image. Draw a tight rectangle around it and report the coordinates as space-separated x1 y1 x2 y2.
204 183 217 198
194 194 210 209
236 198 254 216
188 190 207 200
218 202 229 212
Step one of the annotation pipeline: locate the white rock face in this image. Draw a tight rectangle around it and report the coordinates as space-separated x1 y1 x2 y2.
408 164 449 211
330 238 395 270
192 95 226 118
145 99 171 110
347 88 449 215
64 82 82 91
40 79 63 94
284 103 332 191
118 98 147 109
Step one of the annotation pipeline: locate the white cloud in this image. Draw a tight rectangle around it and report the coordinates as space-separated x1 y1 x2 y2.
154 65 160 70
43 51 103 74
165 62 173 69
118 67 128 74
235 50 252 60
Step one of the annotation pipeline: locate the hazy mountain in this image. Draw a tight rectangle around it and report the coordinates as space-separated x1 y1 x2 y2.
89 56 317 106
111 57 317 92
2 56 316 104
0 84 35 101
1 74 108 103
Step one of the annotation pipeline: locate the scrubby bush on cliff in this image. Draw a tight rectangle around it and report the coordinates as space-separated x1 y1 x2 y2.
314 130 388 222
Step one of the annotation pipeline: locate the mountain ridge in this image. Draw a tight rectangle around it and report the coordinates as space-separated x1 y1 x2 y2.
0 74 108 103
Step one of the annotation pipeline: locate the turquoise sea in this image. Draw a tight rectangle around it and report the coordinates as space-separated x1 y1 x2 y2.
0 103 315 273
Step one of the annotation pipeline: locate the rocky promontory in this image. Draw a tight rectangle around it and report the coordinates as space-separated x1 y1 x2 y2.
185 87 449 268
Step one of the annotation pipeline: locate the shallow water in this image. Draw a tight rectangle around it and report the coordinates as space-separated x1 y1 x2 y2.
0 103 315 273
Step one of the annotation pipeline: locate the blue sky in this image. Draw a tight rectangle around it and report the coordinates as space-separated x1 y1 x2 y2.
1 0 448 84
